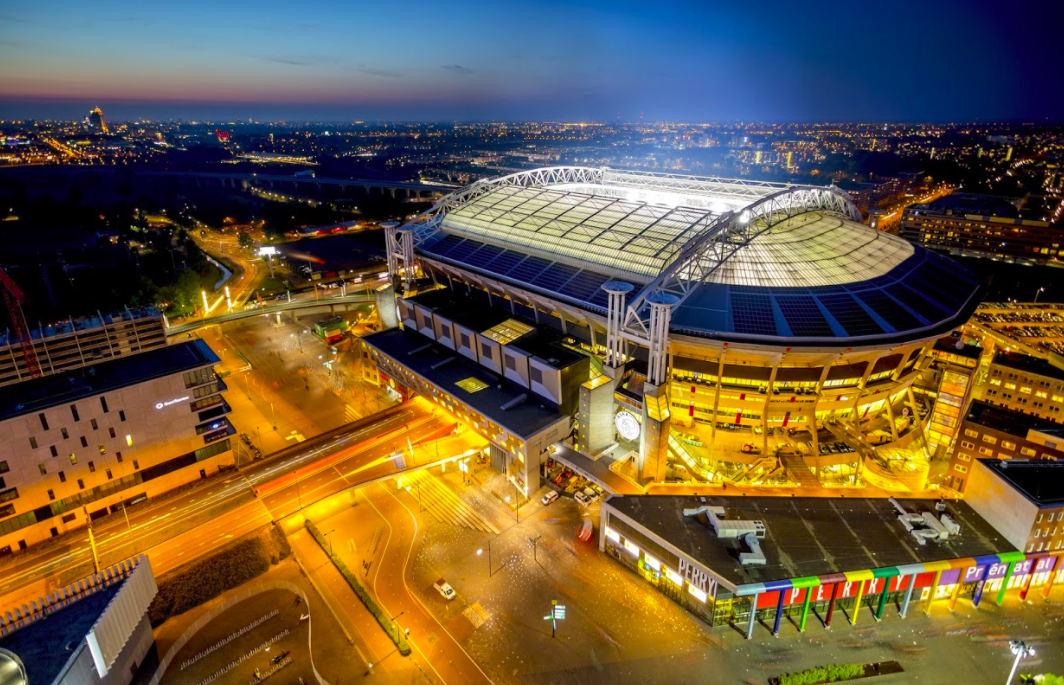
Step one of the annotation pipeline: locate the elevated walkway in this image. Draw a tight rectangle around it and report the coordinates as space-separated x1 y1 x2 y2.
549 444 643 495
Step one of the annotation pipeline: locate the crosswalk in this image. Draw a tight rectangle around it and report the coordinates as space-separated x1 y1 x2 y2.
401 470 499 534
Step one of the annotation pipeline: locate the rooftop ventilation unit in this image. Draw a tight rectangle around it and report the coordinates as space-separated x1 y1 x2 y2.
683 505 767 565
889 497 954 545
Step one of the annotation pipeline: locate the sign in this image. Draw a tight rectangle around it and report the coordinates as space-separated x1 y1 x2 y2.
615 410 641 441
679 557 716 597
155 396 190 409
257 246 279 256
553 605 566 619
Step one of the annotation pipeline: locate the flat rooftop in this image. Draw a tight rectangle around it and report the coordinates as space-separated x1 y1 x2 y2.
992 351 1064 382
0 581 121 685
913 192 1020 218
0 340 219 422
606 495 1015 590
362 327 568 439
978 459 1064 507
964 399 1061 436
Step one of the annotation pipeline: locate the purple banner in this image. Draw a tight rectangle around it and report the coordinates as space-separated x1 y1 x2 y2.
963 565 986 583
985 561 1011 581
940 569 961 585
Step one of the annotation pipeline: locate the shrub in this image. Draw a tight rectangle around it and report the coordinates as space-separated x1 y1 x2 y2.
149 537 271 627
306 519 410 656
779 663 866 685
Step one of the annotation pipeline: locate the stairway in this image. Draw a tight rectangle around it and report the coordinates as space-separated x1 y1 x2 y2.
779 453 819 488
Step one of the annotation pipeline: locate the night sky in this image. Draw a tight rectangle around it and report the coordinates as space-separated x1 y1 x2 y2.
1 0 1060 122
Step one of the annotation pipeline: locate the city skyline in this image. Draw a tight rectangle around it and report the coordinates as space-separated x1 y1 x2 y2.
2 0 1062 122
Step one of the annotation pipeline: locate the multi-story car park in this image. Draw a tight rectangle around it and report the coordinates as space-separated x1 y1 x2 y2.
601 494 1060 639
946 400 1064 494
966 302 1064 359
371 167 983 494
0 340 235 553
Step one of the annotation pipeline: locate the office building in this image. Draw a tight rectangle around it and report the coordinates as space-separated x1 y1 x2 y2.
373 167 983 494
0 340 235 553
899 193 1061 263
965 460 1064 555
979 351 1064 422
946 400 1064 494
87 107 108 134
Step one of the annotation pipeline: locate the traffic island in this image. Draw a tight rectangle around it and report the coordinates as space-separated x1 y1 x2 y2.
770 661 904 685
305 519 411 656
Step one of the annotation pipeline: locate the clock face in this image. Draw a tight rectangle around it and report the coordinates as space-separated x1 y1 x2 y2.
615 410 641 441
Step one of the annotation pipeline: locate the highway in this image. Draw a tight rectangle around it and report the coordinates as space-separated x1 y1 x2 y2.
0 401 449 617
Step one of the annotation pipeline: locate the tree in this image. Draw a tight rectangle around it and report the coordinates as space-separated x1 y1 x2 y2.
237 230 253 250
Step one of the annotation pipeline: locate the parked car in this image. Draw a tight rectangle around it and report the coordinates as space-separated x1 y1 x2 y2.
433 578 456 600
574 491 591 506
541 490 560 506
741 443 761 454
583 487 600 503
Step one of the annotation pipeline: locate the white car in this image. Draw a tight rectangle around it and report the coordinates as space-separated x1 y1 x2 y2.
433 578 456 600
541 490 559 506
574 491 591 506
583 487 600 503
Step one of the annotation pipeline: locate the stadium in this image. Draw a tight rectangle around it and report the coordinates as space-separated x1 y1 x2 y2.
365 167 982 495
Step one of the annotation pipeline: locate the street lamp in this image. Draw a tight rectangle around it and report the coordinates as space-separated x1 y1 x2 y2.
477 541 492 577
1005 640 1036 685
389 610 405 638
1035 287 1045 303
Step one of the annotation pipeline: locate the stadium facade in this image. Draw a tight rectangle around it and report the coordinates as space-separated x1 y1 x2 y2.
365 167 982 495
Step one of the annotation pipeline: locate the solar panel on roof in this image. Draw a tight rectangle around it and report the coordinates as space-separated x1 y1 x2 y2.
730 293 777 336
775 294 835 337
462 243 505 268
424 233 467 257
507 255 552 282
562 271 611 300
483 250 525 275
885 283 951 322
854 289 926 331
817 293 883 337
445 239 483 262
532 263 580 290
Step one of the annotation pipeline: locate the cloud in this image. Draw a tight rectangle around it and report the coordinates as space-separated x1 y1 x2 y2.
441 64 473 75
356 66 401 78
247 55 315 66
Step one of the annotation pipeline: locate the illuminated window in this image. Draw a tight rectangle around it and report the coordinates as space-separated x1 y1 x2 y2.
69 454 77 465
665 567 683 586
643 554 661 571
687 583 708 603
604 527 620 543
623 539 640 556
125 434 133 447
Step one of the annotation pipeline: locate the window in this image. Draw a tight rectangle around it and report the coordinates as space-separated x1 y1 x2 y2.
29 437 37 450
116 452 123 462
69 454 77 465
183 368 216 388
960 441 975 449
39 413 49 431
1021 447 1037 456
105 469 113 480
977 447 993 456
981 435 997 445
964 429 978 438
88 461 95 473
80 436 88 448
38 463 47 475
119 410 126 422
47 489 55 501
100 396 109 413
62 513 76 524
0 462 7 475
98 444 106 455
61 428 68 440
1001 441 1017 451
49 445 58 458
1020 386 1032 395
108 427 116 439
132 460 139 470
955 465 968 474
957 453 970 462
58 471 66 483
77 479 84 490
90 419 98 430
125 435 133 447
70 404 80 422
531 365 543 384
0 488 19 504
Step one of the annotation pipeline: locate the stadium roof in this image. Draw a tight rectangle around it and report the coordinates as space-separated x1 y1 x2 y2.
410 167 982 345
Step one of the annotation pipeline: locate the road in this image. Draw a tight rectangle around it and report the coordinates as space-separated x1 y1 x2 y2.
0 402 439 616
359 482 493 684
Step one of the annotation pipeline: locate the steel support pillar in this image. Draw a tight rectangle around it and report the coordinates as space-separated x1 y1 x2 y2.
949 575 964 611
745 594 759 640
799 587 813 632
850 580 865 625
900 574 916 618
825 583 840 628
972 579 986 608
926 570 942 615
1044 556 1062 601
772 591 785 637
875 578 890 621
996 561 1016 606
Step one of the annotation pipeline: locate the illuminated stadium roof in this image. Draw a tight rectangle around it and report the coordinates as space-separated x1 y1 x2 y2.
409 167 982 345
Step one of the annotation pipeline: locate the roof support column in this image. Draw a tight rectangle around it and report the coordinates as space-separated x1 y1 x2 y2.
601 281 633 376
995 561 1016 606
825 582 840 628
850 579 865 625
645 292 677 387
772 590 785 637
1044 555 1062 601
799 586 814 632
745 594 759 639
900 573 916 618
926 570 942 615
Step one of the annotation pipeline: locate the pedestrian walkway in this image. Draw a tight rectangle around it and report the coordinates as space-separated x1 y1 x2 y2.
401 470 499 534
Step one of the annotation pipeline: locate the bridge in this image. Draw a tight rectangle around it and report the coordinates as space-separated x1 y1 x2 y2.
137 170 456 199
164 292 377 335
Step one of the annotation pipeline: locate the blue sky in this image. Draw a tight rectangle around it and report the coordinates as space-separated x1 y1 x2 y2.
0 0 1060 121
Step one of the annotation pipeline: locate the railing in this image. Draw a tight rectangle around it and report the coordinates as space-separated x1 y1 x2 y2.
144 580 332 685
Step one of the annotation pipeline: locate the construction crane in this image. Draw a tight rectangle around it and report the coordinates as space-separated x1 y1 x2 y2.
0 266 42 379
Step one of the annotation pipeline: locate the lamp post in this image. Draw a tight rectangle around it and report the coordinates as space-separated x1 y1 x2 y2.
1005 640 1035 685
1035 287 1045 303
477 541 491 577
389 610 405 638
